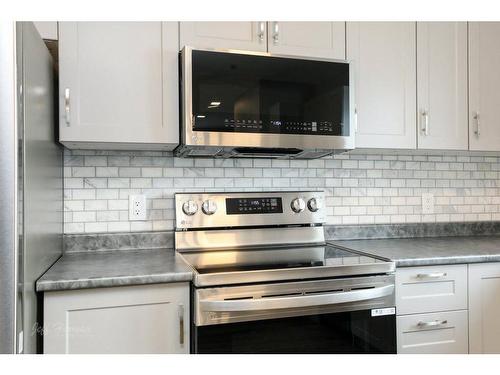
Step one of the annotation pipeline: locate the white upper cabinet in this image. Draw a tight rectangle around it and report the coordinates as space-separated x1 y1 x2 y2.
179 22 267 52
59 22 179 150
417 22 468 150
347 22 417 149
469 22 500 151
267 22 345 59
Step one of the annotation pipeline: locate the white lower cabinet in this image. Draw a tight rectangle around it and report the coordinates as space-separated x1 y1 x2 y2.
397 310 468 354
43 283 190 354
395 264 468 354
469 263 500 353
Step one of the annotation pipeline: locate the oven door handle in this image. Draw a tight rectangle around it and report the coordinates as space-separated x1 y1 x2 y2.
199 284 394 312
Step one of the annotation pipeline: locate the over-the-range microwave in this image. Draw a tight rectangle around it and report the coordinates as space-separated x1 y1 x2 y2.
175 46 355 159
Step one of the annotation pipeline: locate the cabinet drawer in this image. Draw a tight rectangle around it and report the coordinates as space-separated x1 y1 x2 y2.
396 264 467 315
397 310 468 354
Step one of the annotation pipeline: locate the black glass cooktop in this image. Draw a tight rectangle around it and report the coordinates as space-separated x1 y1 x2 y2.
180 245 389 275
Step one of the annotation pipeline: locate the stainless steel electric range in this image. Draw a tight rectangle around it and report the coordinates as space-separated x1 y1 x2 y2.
174 191 396 354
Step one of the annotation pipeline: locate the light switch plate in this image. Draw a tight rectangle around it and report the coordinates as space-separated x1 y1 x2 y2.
129 194 147 221
422 193 435 214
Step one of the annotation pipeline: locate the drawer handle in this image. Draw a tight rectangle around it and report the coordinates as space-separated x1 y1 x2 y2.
417 319 448 328
416 272 447 279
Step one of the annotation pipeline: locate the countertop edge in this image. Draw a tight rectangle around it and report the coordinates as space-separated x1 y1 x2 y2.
36 271 194 292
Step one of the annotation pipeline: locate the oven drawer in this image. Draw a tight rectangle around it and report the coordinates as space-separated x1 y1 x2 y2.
396 265 467 315
397 310 468 354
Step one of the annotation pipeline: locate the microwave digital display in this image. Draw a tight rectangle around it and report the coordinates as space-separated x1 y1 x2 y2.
190 50 350 137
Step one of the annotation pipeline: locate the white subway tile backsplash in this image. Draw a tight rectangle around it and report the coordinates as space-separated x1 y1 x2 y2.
62 149 500 233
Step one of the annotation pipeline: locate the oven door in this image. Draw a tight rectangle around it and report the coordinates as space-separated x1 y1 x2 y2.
180 47 355 153
192 275 396 354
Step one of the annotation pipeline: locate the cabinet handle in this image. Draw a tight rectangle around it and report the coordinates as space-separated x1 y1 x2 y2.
421 110 429 136
178 304 185 346
417 319 448 328
64 88 70 126
354 107 358 134
273 22 279 44
416 272 447 279
257 22 265 43
474 112 480 136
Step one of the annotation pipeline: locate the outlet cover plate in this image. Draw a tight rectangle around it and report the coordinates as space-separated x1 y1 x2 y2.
129 194 147 221
421 193 435 214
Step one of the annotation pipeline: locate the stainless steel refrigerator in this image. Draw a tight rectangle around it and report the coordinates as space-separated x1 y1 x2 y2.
0 22 63 354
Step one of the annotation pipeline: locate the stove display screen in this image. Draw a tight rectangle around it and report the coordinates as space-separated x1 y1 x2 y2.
226 197 283 215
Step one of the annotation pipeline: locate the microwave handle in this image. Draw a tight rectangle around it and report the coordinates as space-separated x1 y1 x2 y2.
199 284 394 312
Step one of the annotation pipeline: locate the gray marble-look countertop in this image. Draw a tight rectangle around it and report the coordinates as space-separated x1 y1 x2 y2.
329 235 500 267
36 248 193 292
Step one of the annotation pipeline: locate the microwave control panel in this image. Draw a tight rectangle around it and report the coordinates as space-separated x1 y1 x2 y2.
218 118 340 135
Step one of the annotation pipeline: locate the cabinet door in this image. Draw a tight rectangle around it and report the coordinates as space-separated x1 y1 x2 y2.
180 22 267 51
44 283 190 354
417 22 468 150
59 22 179 150
469 263 500 353
347 22 416 149
267 22 345 59
469 22 500 151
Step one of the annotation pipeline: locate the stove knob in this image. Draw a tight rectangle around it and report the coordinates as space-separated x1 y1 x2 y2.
182 200 198 216
291 198 306 213
307 198 321 212
202 200 217 215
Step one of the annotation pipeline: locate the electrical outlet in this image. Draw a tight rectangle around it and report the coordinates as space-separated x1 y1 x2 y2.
422 193 435 214
129 194 147 221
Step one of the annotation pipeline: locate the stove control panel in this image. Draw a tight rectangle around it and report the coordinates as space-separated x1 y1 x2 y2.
175 191 325 229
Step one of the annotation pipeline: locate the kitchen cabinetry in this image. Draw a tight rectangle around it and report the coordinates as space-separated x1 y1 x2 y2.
180 22 268 52
58 22 179 150
416 22 468 150
267 22 345 59
347 22 416 149
180 21 346 59
469 263 500 353
43 283 189 354
469 22 500 151
395 265 468 354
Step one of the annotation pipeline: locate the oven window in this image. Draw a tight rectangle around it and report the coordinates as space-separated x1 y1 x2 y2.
193 309 396 354
190 50 350 137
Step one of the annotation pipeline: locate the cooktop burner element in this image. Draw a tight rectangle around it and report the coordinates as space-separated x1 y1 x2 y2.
174 191 395 287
